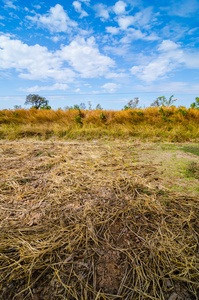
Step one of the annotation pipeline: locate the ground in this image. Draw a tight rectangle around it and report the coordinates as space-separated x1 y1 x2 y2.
0 139 199 299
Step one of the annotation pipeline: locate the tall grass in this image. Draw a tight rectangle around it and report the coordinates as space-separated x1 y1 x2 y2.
0 107 199 141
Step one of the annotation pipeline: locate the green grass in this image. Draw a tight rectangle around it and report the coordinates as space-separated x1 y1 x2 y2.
181 145 199 156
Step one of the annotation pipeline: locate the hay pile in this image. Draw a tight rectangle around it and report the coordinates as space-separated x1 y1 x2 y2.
0 140 199 299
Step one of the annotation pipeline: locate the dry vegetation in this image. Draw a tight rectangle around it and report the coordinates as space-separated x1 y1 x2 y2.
0 139 199 299
0 107 199 141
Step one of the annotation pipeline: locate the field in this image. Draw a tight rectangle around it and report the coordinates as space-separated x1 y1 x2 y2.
0 107 199 141
0 137 199 299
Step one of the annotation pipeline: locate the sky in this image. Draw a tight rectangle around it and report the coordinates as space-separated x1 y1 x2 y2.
0 0 199 110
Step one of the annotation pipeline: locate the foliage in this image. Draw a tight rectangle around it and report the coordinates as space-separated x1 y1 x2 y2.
96 104 103 110
74 115 83 125
123 97 139 110
40 103 51 110
79 103 86 110
74 108 83 125
73 104 80 110
190 97 199 109
88 101 92 110
25 94 50 109
137 111 144 116
99 112 106 121
14 105 21 109
176 108 188 117
151 95 177 107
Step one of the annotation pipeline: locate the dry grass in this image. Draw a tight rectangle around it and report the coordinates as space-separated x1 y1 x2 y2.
0 140 199 299
0 107 199 141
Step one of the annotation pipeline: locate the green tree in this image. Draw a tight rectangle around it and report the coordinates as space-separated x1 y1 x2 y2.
79 103 86 110
190 97 199 109
151 95 177 107
14 105 21 109
25 94 51 109
123 97 139 110
96 104 103 110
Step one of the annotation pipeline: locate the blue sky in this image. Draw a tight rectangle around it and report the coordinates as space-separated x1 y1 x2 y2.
0 0 199 109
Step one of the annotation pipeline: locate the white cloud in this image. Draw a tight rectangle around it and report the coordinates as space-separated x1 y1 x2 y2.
113 1 127 15
3 0 17 9
130 40 184 82
161 0 199 17
94 4 110 20
120 28 159 43
117 15 135 30
116 7 155 31
104 45 129 56
33 5 41 10
58 37 115 78
106 26 120 35
27 4 77 33
22 83 69 93
101 82 121 92
73 1 88 18
134 7 154 28
0 35 75 82
158 39 179 51
0 35 116 82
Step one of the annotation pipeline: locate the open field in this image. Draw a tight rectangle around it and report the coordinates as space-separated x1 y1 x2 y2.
0 107 199 141
0 139 199 299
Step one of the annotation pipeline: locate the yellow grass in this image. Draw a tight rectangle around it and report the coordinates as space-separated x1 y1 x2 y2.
0 107 199 141
0 140 199 299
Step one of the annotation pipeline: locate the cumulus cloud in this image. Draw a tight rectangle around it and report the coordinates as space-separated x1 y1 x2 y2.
101 82 121 92
23 83 69 93
0 35 75 82
94 4 110 20
117 15 135 30
106 26 120 35
130 40 184 82
116 7 155 31
58 36 115 78
27 4 77 33
73 1 88 18
158 39 179 51
113 1 127 15
0 35 115 83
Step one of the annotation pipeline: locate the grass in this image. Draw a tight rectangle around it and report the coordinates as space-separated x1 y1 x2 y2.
0 107 199 141
0 139 199 299
186 161 199 179
181 146 199 156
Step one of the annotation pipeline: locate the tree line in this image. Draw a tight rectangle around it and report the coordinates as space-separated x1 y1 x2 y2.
14 94 199 110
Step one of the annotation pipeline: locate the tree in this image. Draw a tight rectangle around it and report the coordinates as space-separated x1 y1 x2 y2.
79 103 86 110
96 104 103 110
151 95 177 107
14 105 21 109
88 101 92 110
190 97 199 109
25 94 50 109
123 97 139 110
